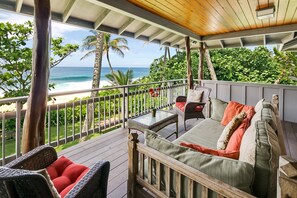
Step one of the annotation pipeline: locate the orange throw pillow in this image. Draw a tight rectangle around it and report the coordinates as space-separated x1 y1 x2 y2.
226 108 255 151
221 101 245 126
180 142 239 160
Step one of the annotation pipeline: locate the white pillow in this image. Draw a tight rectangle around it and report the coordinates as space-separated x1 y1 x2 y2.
255 98 265 113
187 90 204 103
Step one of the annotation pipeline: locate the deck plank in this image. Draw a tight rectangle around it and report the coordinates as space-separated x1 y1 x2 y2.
59 114 297 198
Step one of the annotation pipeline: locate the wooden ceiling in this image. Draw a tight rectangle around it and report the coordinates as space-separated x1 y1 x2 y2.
1 0 297 50
128 0 297 36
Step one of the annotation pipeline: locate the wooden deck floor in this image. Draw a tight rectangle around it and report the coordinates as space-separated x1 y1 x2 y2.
58 115 297 198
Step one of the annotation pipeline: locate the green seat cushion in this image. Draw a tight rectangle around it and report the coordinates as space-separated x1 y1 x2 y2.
210 98 228 122
145 130 254 197
173 118 224 149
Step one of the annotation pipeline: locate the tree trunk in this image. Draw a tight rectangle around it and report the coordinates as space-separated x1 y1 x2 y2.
83 32 104 132
205 49 217 80
22 0 51 153
198 43 205 82
185 36 193 89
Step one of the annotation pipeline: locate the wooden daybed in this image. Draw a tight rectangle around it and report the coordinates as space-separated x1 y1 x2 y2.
127 95 287 198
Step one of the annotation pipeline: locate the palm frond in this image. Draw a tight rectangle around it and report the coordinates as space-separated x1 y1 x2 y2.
80 50 96 60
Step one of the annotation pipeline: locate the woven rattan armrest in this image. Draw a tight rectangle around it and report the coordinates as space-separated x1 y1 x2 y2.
65 160 110 198
184 102 206 113
5 145 58 170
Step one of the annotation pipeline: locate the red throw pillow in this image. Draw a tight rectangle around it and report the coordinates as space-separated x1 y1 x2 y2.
221 101 245 126
226 108 255 151
180 142 239 160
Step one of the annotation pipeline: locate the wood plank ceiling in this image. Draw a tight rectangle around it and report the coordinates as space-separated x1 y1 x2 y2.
1 0 297 50
128 0 297 36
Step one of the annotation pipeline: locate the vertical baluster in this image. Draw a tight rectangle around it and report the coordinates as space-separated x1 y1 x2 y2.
137 88 140 116
134 91 136 117
188 179 194 198
140 90 143 114
144 91 147 113
72 102 75 141
56 105 60 146
86 99 89 135
2 113 6 165
79 99 82 138
139 153 144 179
113 95 116 126
148 157 152 184
117 94 120 124
92 97 95 133
98 96 101 132
201 186 208 198
104 96 106 129
48 106 51 145
165 166 171 196
64 103 67 144
15 101 21 158
176 172 181 198
129 94 132 118
109 95 111 128
156 161 161 190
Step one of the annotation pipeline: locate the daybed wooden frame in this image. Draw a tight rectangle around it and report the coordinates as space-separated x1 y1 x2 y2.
127 133 255 198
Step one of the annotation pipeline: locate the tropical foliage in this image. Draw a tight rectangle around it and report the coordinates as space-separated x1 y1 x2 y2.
105 69 134 85
0 21 79 98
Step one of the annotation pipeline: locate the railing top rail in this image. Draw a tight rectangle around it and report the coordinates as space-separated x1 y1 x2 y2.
0 79 187 104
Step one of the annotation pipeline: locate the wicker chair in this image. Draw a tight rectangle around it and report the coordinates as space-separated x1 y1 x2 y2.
175 85 211 130
0 145 110 198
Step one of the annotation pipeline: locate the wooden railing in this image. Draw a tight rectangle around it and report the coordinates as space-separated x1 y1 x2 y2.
0 79 187 165
127 133 255 198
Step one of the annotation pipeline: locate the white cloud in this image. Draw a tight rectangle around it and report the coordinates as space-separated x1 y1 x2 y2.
0 11 83 37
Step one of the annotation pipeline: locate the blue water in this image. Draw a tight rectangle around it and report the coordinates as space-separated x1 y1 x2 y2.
49 67 149 92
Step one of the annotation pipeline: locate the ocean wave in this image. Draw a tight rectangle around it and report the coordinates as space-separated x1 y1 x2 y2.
50 76 92 81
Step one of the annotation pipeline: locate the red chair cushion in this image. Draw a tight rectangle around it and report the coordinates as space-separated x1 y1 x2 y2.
176 102 203 112
180 142 239 159
46 156 89 198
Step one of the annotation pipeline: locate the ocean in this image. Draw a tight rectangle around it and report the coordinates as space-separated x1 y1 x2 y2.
49 67 149 92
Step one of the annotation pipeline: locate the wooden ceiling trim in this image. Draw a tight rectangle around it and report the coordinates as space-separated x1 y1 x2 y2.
232 0 252 29
118 18 135 35
134 24 150 38
237 0 258 29
94 9 112 30
86 0 201 40
63 0 80 23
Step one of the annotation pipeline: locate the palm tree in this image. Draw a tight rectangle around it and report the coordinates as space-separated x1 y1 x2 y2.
105 69 134 85
103 34 129 78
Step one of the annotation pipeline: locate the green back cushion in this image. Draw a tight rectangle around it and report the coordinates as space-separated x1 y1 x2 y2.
145 130 254 196
252 107 278 132
210 98 228 122
253 121 280 198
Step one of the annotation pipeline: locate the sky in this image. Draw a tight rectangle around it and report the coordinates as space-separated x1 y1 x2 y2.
0 10 174 68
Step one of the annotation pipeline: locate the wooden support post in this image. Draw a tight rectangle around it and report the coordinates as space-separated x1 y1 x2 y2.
22 0 51 153
205 49 217 80
127 133 139 198
198 42 205 84
185 36 193 89
278 156 297 198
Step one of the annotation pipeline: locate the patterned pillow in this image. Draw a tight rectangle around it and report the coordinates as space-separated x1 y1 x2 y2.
187 89 204 102
217 111 246 150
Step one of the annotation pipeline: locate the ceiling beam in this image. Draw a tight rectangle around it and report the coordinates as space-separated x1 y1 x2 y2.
263 35 267 46
202 24 297 41
86 0 201 41
149 29 164 42
63 0 80 23
219 40 225 48
171 37 184 46
282 37 297 51
15 0 23 12
118 18 135 35
134 24 150 38
281 32 297 43
161 33 175 45
94 9 112 30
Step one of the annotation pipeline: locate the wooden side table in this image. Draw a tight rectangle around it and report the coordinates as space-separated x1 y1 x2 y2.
127 110 178 139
